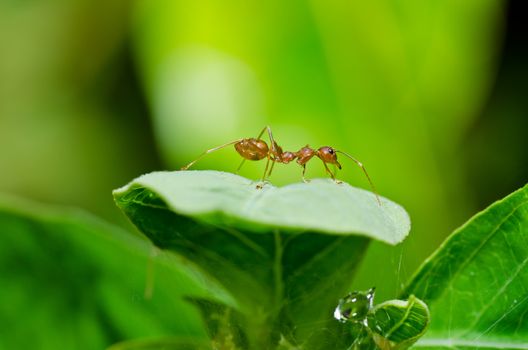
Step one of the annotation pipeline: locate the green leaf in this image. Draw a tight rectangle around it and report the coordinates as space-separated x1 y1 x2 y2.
403 184 528 349
107 337 212 350
186 298 250 350
113 170 409 244
369 295 429 350
0 194 206 349
113 170 411 348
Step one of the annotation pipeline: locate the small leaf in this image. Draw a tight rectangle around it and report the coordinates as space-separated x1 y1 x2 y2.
113 170 411 347
403 184 528 349
369 295 429 350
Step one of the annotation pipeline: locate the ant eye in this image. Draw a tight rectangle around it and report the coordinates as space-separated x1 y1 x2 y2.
329 148 334 154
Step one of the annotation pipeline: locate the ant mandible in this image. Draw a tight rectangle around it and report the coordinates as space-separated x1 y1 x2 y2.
181 126 381 205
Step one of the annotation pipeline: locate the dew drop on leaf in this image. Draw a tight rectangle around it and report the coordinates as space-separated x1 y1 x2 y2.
333 287 375 325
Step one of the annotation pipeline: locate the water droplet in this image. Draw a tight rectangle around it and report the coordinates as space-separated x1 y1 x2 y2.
334 287 375 323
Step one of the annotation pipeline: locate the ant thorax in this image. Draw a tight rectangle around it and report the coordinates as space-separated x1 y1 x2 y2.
296 146 316 165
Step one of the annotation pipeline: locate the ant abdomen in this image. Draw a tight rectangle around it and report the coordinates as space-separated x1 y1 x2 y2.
234 138 269 161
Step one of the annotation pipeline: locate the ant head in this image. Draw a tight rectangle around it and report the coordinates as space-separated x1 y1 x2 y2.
317 146 341 169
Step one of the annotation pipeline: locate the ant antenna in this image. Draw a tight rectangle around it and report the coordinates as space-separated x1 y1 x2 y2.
336 151 382 206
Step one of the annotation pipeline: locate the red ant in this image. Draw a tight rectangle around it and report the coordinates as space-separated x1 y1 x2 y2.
181 126 381 204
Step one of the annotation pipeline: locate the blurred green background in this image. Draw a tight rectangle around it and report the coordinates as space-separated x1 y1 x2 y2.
1 0 527 348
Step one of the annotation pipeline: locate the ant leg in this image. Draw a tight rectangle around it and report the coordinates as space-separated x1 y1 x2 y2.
336 151 381 205
261 157 271 182
266 158 276 180
301 164 310 183
235 159 246 174
256 126 274 142
181 139 242 170
322 160 341 183
256 126 268 139
256 157 272 189
265 126 278 153
257 126 278 181
332 163 343 184
256 125 279 152
256 124 279 161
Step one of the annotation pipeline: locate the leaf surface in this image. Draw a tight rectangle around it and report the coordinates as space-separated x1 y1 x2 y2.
403 184 528 349
113 170 411 348
108 337 212 350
